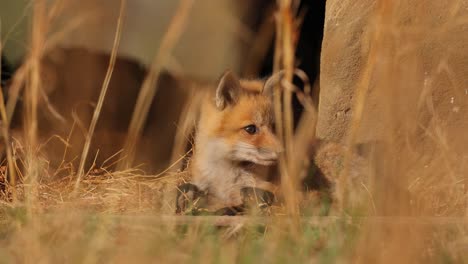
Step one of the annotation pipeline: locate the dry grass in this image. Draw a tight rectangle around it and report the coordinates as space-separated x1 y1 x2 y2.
0 0 466 263
74 0 127 191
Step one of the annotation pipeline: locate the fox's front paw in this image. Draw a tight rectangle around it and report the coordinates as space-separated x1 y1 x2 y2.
175 183 204 214
214 205 245 216
213 189 275 215
241 187 275 209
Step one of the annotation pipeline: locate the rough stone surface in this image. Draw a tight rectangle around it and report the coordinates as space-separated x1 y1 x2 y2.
317 1 468 215
317 0 468 154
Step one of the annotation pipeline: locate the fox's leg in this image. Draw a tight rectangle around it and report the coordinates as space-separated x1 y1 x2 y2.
175 179 277 215
175 183 204 214
238 177 278 209
251 178 278 193
176 183 248 216
241 187 275 208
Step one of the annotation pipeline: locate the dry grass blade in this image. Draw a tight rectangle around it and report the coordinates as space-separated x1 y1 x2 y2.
0 94 17 200
5 10 91 125
74 0 127 192
274 0 301 216
5 62 28 123
287 70 317 180
26 1 47 149
169 90 202 172
280 1 295 163
0 40 17 200
22 0 49 214
117 0 194 171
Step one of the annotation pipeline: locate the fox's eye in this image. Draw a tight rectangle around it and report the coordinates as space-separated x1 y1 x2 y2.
243 124 258 135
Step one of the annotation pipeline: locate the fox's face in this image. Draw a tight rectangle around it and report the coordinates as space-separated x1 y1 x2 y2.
200 71 283 166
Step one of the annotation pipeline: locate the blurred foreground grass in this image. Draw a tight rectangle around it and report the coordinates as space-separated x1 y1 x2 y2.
0 206 356 263
0 189 466 263
0 154 358 263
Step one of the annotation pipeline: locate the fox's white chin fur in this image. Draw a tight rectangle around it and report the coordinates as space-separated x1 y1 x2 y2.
229 142 278 166
244 158 276 166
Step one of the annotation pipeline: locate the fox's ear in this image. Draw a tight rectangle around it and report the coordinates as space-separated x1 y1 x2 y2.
263 71 284 97
215 70 241 110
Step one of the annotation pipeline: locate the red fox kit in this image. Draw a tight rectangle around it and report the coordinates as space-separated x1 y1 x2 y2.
177 71 283 213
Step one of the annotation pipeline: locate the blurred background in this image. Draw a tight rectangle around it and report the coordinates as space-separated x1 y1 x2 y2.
0 0 326 174
1 0 325 78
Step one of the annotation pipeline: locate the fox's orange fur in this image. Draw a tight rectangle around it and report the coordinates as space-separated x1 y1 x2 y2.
190 71 282 209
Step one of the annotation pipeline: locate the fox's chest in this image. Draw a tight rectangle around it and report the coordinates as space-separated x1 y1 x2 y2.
192 161 254 206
